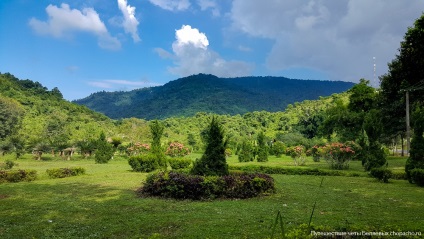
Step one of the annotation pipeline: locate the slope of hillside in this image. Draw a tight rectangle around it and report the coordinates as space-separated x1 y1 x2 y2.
0 72 114 147
74 74 355 119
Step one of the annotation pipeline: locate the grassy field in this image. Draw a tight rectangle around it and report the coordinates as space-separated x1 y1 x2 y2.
1 154 423 238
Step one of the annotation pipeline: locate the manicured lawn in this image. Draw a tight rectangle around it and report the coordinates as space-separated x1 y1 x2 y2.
0 155 423 238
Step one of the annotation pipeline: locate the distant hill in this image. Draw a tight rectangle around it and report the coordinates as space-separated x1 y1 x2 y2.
74 74 355 120
0 72 114 146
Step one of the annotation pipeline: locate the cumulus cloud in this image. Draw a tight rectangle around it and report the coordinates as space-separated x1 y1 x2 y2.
148 0 190 11
163 25 253 77
117 0 140 42
197 0 220 17
29 3 120 50
230 0 424 82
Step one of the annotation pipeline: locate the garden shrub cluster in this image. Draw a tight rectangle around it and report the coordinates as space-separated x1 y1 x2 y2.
229 165 361 177
370 167 392 183
46 167 86 179
168 157 192 169
0 160 17 170
0 169 37 183
128 154 163 172
138 171 275 200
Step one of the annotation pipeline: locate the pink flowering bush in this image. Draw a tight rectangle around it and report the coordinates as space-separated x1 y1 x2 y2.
165 142 190 157
127 142 150 156
320 142 355 170
286 145 307 166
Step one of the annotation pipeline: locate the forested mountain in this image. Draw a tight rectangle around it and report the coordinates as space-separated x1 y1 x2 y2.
1 72 353 155
74 74 354 119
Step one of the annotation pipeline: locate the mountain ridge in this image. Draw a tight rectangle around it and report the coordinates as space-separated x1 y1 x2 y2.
74 73 355 120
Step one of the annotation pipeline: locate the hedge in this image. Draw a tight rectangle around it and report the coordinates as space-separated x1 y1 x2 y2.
138 171 275 200
46 167 86 179
0 169 37 183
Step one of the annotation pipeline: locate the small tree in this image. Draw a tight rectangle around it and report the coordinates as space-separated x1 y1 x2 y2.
271 141 286 157
191 116 229 176
238 139 254 162
256 131 268 162
406 106 424 184
362 109 387 170
95 132 114 164
150 120 166 168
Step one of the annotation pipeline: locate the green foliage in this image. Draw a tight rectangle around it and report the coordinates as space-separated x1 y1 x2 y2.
46 167 86 179
228 165 360 177
256 131 268 162
128 154 161 172
0 169 37 183
405 106 424 183
320 142 356 170
94 132 114 164
165 142 190 157
0 96 24 140
168 157 192 170
370 167 392 183
238 139 255 162
0 160 17 170
191 117 229 176
139 171 275 200
410 168 424 186
150 120 166 168
286 145 307 166
270 141 286 157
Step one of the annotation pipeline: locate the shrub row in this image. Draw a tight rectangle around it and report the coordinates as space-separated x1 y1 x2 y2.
0 169 37 183
138 171 275 200
168 157 192 170
229 165 361 177
129 155 192 172
128 154 161 172
46 167 86 179
370 167 392 183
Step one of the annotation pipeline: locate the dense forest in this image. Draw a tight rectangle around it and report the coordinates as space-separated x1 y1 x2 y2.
0 71 353 156
73 74 354 119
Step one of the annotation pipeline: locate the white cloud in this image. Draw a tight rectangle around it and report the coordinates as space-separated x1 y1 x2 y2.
117 0 140 42
197 0 220 17
148 0 190 11
173 25 209 50
162 25 253 77
230 0 424 82
29 3 121 50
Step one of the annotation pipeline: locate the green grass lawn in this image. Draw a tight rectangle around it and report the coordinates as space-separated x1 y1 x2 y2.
0 154 423 238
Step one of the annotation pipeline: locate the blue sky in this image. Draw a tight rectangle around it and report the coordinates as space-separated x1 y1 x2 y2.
0 0 423 100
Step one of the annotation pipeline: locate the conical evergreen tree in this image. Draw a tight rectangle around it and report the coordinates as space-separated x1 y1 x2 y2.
191 116 229 176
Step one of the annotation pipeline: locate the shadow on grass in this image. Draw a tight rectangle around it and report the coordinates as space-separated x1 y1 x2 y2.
0 181 180 239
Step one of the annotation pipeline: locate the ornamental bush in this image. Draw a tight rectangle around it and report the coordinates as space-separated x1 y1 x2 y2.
0 169 37 183
46 167 86 179
127 142 150 156
128 154 161 172
320 142 355 170
286 145 307 166
370 167 392 183
168 157 192 170
138 171 275 200
165 142 190 157
271 141 286 157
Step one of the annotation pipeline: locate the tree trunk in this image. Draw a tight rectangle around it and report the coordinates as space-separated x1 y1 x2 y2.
401 134 405 157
